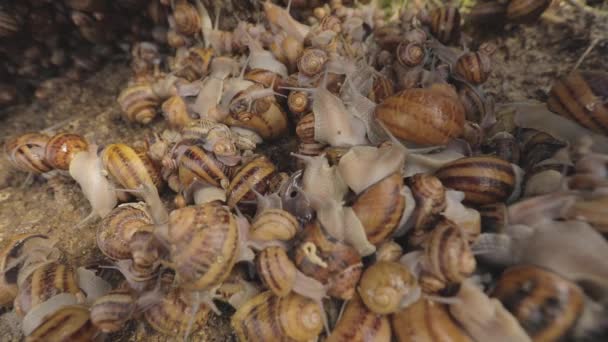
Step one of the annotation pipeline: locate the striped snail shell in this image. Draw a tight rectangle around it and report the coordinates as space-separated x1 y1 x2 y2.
429 6 461 45
15 262 85 317
375 84 466 145
458 81 490 123
407 173 447 235
327 293 391 342
506 0 552 23
547 70 608 135
352 172 406 245
483 132 520 165
478 202 508 233
392 298 473 342
129 227 162 274
396 42 425 67
225 89 289 140
288 91 311 118
173 0 202 36
177 144 234 191
420 219 476 293
435 156 516 205
0 10 21 38
97 203 153 260
232 291 324 342
26 305 97 342
5 133 52 173
256 246 297 297
295 112 315 143
44 133 88 171
226 155 277 208
294 221 363 300
297 48 328 77
117 83 161 124
358 261 419 314
520 130 567 171
492 265 584 342
101 143 163 194
90 288 135 333
468 1 508 25
250 208 298 242
167 202 239 290
454 51 492 85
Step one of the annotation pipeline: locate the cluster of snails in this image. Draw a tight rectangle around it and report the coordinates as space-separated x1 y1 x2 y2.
3 0 608 341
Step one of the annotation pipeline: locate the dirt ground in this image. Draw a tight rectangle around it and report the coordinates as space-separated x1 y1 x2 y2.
0 1 607 341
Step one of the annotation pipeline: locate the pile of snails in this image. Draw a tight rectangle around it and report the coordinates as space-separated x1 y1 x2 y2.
3 0 608 341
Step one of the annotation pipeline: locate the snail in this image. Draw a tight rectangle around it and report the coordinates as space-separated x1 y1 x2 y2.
172 47 214 82
44 133 89 171
453 49 492 85
396 42 425 67
289 91 311 119
101 143 163 196
161 95 193 129
97 203 154 261
429 6 461 45
327 293 391 342
172 0 202 36
358 261 420 314
226 155 277 209
469 0 551 24
407 173 447 245
90 288 136 333
26 305 97 342
297 48 328 77
375 240 404 263
5 133 52 174
483 132 520 165
117 83 162 125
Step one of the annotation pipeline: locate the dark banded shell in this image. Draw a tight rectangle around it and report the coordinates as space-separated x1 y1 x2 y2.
227 156 277 208
117 83 160 125
26 305 96 342
168 202 239 290
101 143 162 193
547 70 608 135
352 172 405 245
420 220 476 293
327 293 391 342
178 145 233 189
392 299 473 342
375 84 465 146
294 221 363 300
44 133 88 170
506 0 552 23
15 262 84 317
232 291 323 342
454 51 491 85
97 203 153 260
5 133 52 173
478 203 508 233
90 288 135 333
429 7 461 45
520 130 567 171
407 174 447 234
492 265 584 342
256 246 296 297
144 287 211 337
295 113 315 143
250 209 298 242
435 156 515 205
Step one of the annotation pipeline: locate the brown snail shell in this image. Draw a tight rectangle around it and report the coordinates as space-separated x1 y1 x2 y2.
232 291 323 342
161 95 193 129
294 221 363 300
225 91 289 140
43 133 88 171
429 7 461 45
520 130 567 171
178 145 234 190
420 219 476 293
358 261 418 314
458 82 489 123
297 48 328 77
5 133 52 173
97 203 153 260
375 240 403 262
15 262 84 317
288 91 311 118
352 172 406 245
174 47 214 82
492 265 584 342
295 112 315 143
506 0 552 23
226 155 277 208
327 293 391 342
90 288 135 333
483 132 520 165
0 10 20 38
478 203 508 233
167 202 239 290
454 51 492 85
117 83 161 124
435 156 515 205
375 84 465 146
101 143 163 193
368 75 395 104
547 70 608 135
244 69 284 93
173 0 201 36
469 1 508 26
250 208 298 242
256 246 297 297
396 42 425 67
26 305 97 342
407 173 447 235
392 298 473 342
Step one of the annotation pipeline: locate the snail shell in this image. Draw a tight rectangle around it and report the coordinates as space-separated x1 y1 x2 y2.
375 240 403 262
506 0 552 23
129 227 162 275
352 172 406 245
469 1 508 25
294 221 363 300
547 70 608 135
0 10 20 38
429 7 461 45
26 305 96 342
288 91 311 118
297 48 328 77
167 202 239 290
225 91 289 140
478 202 508 233
368 75 395 104
227 155 277 208
144 286 211 337
458 82 489 123
44 133 88 170
174 47 214 81
15 262 84 317
520 130 567 171
396 42 425 67
420 219 476 293
435 156 515 205
295 112 316 143
358 261 419 314
173 0 201 36
407 173 447 235
375 84 465 145
117 83 161 124
5 133 52 173
483 132 520 165
454 51 492 85
492 265 584 342
161 95 192 129
392 298 473 342
250 208 298 242
244 69 284 92
101 143 163 193
256 246 296 297
90 288 135 333
327 293 391 342
177 145 233 190
232 291 323 342
97 203 153 260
